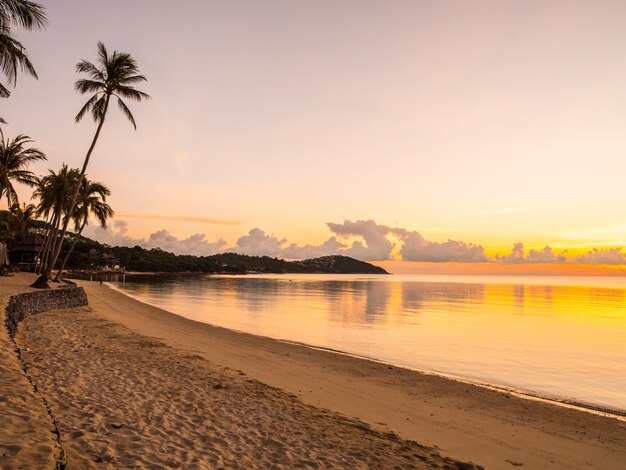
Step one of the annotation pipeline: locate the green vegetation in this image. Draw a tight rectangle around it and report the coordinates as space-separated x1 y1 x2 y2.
0 0 47 99
53 178 112 280
0 133 46 205
61 234 388 275
44 42 149 282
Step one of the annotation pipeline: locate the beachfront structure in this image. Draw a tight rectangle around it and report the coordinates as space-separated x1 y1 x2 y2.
10 235 49 272
88 249 122 270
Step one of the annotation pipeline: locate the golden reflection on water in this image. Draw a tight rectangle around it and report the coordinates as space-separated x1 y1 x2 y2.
112 274 626 412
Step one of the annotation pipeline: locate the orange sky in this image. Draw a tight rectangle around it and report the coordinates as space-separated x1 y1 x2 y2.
4 1 626 265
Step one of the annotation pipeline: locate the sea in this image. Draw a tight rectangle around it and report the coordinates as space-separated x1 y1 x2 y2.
104 273 626 415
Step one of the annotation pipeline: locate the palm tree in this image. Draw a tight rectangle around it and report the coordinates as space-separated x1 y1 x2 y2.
33 165 78 278
9 200 35 237
54 178 112 280
0 0 47 97
41 42 148 282
0 133 45 207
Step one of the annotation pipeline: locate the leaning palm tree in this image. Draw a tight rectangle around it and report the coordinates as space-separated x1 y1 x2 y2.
41 41 149 283
0 0 47 97
0 133 45 207
54 178 112 280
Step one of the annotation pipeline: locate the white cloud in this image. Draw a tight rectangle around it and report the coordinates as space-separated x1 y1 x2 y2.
498 243 567 264
575 248 626 265
282 237 346 260
146 230 227 256
97 218 486 262
327 219 396 261
86 222 227 256
87 218 626 265
394 230 487 262
229 228 286 257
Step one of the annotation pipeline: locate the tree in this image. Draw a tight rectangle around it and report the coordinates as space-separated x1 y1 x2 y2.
0 133 45 207
54 178 112 280
40 42 149 284
0 0 47 97
33 165 78 278
10 200 35 237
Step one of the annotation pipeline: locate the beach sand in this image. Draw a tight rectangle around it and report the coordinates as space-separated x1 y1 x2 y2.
2 272 626 469
0 276 62 470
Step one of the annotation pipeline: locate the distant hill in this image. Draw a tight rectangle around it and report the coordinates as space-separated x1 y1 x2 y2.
294 255 388 274
63 234 388 275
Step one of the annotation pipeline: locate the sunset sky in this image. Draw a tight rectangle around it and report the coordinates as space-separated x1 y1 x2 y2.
4 1 626 264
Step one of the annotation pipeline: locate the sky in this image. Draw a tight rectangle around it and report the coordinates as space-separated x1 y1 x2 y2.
3 1 626 266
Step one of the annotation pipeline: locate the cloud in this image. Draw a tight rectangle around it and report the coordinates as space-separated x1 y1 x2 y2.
282 237 346 259
394 230 487 262
575 248 626 265
116 213 240 226
86 222 227 256
88 218 626 266
230 228 287 257
146 230 227 256
327 219 396 261
325 220 487 262
497 243 567 264
218 219 488 262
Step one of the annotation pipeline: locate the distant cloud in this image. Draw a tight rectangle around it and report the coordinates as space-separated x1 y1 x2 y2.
282 237 346 259
86 222 227 256
90 218 487 262
497 243 567 264
147 230 227 255
575 248 626 265
326 220 487 262
87 218 626 265
327 220 396 261
230 228 286 257
394 229 487 262
116 213 241 226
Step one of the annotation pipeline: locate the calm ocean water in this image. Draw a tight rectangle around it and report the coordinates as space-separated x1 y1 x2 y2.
107 273 626 413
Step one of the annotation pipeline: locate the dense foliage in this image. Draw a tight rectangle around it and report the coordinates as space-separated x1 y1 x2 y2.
63 234 388 275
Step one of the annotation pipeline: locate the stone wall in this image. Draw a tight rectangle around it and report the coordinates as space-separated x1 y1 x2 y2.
5 287 88 336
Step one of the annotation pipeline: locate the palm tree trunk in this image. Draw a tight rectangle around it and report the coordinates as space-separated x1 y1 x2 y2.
54 219 86 281
35 213 52 274
31 209 60 287
40 209 61 274
44 95 110 279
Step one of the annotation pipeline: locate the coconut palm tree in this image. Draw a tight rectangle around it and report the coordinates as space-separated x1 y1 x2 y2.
0 133 45 207
9 200 34 237
41 42 149 282
54 178 112 280
33 165 78 279
0 0 47 97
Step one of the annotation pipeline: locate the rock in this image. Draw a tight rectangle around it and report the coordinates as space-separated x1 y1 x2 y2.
5 287 89 336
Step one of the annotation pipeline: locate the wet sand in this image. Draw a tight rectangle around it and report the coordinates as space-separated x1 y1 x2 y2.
2 272 626 468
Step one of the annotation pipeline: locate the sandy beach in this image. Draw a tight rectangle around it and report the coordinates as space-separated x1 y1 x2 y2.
2 273 626 469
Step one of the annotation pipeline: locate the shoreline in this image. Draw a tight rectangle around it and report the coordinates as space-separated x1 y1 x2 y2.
104 279 626 420
79 276 626 468
3 273 626 468
278 338 626 421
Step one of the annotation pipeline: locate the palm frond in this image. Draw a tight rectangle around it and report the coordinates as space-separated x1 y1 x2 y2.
74 94 99 123
116 98 136 129
114 85 150 102
0 0 47 30
74 79 105 94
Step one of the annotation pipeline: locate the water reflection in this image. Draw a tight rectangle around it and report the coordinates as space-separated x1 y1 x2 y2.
107 273 626 412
